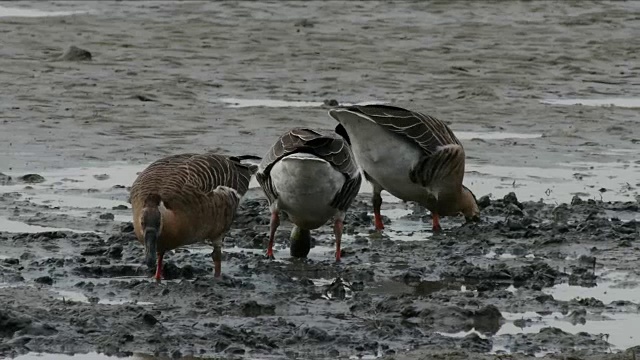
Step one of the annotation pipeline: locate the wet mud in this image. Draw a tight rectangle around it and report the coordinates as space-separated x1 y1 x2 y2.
1 1 640 359
1 192 639 359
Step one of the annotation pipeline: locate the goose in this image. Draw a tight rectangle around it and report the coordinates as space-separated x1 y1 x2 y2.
255 128 362 261
328 104 479 232
130 153 258 282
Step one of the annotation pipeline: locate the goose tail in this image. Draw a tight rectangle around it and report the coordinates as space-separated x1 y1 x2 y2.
230 154 261 174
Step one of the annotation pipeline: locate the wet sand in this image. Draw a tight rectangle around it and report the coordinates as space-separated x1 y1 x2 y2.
1 1 639 359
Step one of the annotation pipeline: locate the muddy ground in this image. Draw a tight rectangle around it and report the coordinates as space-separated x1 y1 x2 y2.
1 192 639 360
1 1 640 360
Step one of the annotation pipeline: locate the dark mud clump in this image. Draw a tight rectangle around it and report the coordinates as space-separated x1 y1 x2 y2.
19 174 45 184
58 45 92 61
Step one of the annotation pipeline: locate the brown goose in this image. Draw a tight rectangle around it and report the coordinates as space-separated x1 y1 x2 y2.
328 104 479 232
130 153 258 282
255 128 362 261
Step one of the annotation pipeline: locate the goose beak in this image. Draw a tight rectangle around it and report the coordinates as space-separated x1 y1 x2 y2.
144 229 158 269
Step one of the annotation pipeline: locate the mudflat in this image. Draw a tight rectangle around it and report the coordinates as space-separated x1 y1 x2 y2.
0 1 639 359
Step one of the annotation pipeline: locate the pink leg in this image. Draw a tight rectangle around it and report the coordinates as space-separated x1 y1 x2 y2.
266 211 279 259
212 245 222 278
334 218 343 262
373 190 384 231
432 213 442 232
154 252 164 282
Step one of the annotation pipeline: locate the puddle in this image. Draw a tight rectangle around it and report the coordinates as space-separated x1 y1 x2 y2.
484 251 522 260
496 311 640 350
364 279 468 296
465 161 639 203
545 270 640 304
26 193 127 210
457 131 542 140
439 310 640 353
541 97 640 108
604 210 640 223
0 5 90 18
349 353 382 360
218 98 380 108
54 289 153 306
0 216 96 234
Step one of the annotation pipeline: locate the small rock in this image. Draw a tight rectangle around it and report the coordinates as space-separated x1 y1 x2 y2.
34 276 53 285
2 258 19 265
112 205 129 210
241 301 276 317
120 222 135 233
108 244 123 259
59 45 92 61
571 195 583 206
323 99 339 107
477 195 491 209
141 313 158 326
99 213 115 220
503 192 523 209
294 18 315 28
20 174 45 184
134 94 156 102
506 203 524 216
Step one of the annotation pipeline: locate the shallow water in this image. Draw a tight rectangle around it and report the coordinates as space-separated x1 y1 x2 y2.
497 311 640 351
54 289 154 306
0 216 95 234
440 310 640 353
2 158 637 235
541 97 640 108
465 161 639 203
0 5 90 18
545 269 640 304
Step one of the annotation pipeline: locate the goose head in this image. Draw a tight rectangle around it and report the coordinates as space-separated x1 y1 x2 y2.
141 194 163 269
461 185 481 223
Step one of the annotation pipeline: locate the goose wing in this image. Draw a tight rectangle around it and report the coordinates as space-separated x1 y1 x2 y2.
132 153 254 209
329 104 465 187
256 128 362 211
